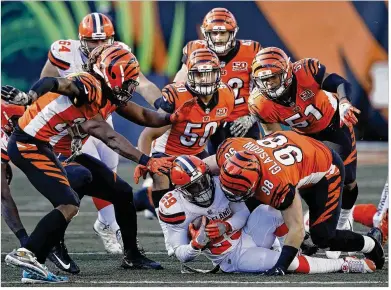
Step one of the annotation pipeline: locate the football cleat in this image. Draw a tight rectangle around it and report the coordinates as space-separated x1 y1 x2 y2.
93 219 123 254
365 233 385 269
48 240 80 274
122 251 163 270
341 257 376 273
21 270 69 284
5 248 48 278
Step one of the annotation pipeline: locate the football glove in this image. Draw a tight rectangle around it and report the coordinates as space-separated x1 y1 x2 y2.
229 115 257 137
134 156 175 184
339 99 360 127
1 85 33 106
205 220 232 239
169 98 197 124
189 216 210 250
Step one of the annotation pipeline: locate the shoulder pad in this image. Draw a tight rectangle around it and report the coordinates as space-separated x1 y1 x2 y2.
239 40 262 56
158 191 186 225
48 40 77 70
293 58 323 87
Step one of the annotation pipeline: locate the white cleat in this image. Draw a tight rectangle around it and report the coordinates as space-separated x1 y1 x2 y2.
93 219 122 254
341 257 376 273
326 211 354 259
5 248 49 278
144 209 156 220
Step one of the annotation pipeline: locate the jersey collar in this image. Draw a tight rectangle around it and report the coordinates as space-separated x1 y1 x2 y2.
217 41 240 65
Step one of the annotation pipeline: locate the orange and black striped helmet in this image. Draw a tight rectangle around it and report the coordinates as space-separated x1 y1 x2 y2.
1 100 25 134
219 151 261 202
201 8 239 55
79 13 115 56
186 48 221 96
90 44 139 105
171 155 215 207
251 47 293 101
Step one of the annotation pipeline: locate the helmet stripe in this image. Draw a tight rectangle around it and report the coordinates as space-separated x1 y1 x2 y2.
98 13 104 33
92 13 101 34
176 156 197 177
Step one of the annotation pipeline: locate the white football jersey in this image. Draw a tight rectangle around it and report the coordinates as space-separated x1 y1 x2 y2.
48 39 130 77
159 176 249 264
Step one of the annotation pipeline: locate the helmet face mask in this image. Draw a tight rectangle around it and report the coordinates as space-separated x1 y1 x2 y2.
254 71 290 101
187 65 221 96
79 13 115 57
179 173 215 207
220 183 255 202
201 8 239 55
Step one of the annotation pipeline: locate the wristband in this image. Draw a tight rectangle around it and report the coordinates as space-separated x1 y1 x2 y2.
275 245 299 270
139 154 151 166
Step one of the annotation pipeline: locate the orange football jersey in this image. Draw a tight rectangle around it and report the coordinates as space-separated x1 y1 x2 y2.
153 82 235 156
249 58 338 134
53 97 117 156
18 72 105 145
182 39 261 121
216 131 335 210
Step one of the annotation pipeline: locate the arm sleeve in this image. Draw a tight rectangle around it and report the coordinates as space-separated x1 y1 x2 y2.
225 201 250 231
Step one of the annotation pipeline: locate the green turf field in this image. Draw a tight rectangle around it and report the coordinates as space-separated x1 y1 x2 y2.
1 160 388 287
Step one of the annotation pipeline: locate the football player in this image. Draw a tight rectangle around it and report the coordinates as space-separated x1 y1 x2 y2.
174 8 262 154
159 155 375 274
1 102 29 247
2 46 192 282
217 131 384 275
249 47 361 258
40 12 163 254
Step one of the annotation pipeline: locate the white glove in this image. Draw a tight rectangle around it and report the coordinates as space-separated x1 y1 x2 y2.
229 115 257 137
71 137 83 156
1 85 32 106
339 100 360 127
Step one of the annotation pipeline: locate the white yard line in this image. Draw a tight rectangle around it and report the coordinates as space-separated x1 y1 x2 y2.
1 280 388 285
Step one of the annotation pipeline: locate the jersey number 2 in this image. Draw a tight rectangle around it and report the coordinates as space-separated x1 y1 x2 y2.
227 78 244 106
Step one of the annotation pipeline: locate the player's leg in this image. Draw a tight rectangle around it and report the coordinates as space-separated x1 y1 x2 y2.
303 151 384 269
74 153 162 269
5 135 79 278
1 163 29 247
82 135 121 254
133 176 156 218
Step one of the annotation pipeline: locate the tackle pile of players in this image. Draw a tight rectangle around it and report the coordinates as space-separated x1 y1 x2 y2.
1 8 387 284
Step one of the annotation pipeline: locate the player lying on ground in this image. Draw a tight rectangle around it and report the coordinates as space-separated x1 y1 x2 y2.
41 12 163 254
215 131 384 275
248 47 361 259
1 45 194 283
159 155 375 274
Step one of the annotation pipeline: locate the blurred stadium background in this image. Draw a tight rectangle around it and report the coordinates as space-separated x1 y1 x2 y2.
1 1 389 286
1 1 388 144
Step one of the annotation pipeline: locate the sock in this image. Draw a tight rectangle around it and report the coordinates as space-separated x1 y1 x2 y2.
25 209 68 263
328 230 365 252
353 204 377 227
361 236 376 253
98 204 120 232
374 182 389 227
15 229 29 247
133 188 157 217
338 184 359 228
93 197 112 215
291 256 343 274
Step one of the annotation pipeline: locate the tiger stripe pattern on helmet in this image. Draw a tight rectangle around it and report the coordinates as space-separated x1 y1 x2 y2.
202 8 238 32
220 151 261 201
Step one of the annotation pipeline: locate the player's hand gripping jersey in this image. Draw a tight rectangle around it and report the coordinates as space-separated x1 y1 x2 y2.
153 82 235 156
18 72 105 144
158 176 248 264
182 39 261 121
249 58 338 134
217 131 336 210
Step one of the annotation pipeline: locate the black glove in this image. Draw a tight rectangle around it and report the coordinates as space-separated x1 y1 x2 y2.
1 85 32 106
262 266 286 276
300 232 318 256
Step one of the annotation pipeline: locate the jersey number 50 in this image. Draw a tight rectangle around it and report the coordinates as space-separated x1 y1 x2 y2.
180 122 218 147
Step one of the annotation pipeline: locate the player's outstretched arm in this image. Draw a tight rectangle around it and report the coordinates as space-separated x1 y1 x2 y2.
173 64 188 83
135 71 162 106
80 114 173 175
138 125 169 155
